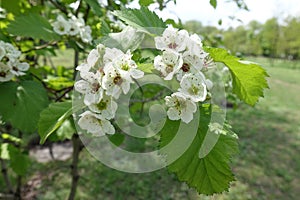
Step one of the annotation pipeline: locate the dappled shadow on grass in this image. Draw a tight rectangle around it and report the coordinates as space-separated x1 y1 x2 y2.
223 105 300 200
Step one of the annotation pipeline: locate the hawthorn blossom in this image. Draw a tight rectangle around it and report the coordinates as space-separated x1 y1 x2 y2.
154 50 183 80
0 62 13 82
104 48 144 79
179 73 207 102
155 26 189 52
52 15 71 35
78 111 115 136
10 61 30 76
102 65 133 99
165 92 197 123
88 95 118 120
80 26 92 43
74 71 104 105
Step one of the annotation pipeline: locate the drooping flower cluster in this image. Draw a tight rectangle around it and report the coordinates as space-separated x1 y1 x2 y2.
0 41 29 82
74 44 144 136
52 15 92 43
154 26 214 123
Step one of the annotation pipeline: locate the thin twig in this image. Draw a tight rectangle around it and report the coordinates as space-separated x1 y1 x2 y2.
55 86 74 102
0 159 14 194
22 41 57 54
48 0 68 15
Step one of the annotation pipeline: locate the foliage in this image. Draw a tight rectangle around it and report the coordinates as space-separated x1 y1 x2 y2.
205 47 269 106
0 0 269 199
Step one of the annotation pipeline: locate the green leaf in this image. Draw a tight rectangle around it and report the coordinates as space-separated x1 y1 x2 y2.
84 0 103 16
0 143 30 175
113 7 167 35
1 0 21 15
38 101 73 144
210 0 217 9
108 133 125 146
8 144 30 176
137 63 154 73
139 0 154 6
204 47 269 106
55 119 75 141
0 81 49 133
160 104 238 195
7 13 59 41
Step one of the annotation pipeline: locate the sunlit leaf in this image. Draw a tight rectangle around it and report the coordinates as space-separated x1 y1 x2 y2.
205 47 269 106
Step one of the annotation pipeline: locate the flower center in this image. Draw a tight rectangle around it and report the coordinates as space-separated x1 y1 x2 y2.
12 66 18 72
181 63 190 72
188 85 199 95
0 71 6 77
166 65 173 73
92 82 100 93
113 75 123 85
121 63 129 71
96 100 107 110
168 42 178 49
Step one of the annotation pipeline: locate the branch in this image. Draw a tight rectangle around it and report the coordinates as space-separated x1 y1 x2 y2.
0 159 14 194
22 41 57 54
67 134 82 200
55 86 74 102
48 0 68 15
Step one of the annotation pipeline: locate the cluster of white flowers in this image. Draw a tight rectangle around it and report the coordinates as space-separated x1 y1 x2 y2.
75 44 144 136
52 15 92 43
0 41 29 82
154 26 214 123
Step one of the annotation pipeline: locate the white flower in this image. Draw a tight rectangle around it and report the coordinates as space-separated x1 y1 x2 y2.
52 15 71 35
104 48 144 79
10 61 29 76
155 26 189 52
165 92 197 123
102 65 133 99
154 50 183 80
74 71 104 106
68 20 80 36
78 111 115 136
176 50 206 81
88 95 118 120
0 62 13 82
80 26 92 43
179 73 207 102
4 43 21 63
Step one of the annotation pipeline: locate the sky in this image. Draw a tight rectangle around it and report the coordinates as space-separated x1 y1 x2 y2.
129 0 300 28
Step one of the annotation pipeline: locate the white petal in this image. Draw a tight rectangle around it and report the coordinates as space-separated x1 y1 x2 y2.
167 107 180 121
87 49 99 67
129 69 144 79
74 80 89 94
181 110 193 123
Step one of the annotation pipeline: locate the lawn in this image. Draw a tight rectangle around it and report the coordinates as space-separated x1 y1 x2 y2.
1 55 300 199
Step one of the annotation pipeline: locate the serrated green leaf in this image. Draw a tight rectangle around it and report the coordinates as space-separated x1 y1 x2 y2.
7 13 59 41
210 0 217 9
113 7 167 35
0 81 49 133
139 0 154 6
160 104 238 195
84 0 103 16
38 101 73 144
204 47 269 106
56 119 75 140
